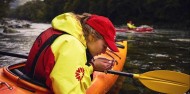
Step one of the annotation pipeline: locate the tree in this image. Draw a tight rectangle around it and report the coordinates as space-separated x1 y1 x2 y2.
11 1 46 22
0 0 14 19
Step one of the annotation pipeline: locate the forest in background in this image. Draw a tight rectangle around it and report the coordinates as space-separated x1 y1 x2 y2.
1 0 190 30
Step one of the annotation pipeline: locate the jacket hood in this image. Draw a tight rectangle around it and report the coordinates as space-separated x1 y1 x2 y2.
51 13 86 47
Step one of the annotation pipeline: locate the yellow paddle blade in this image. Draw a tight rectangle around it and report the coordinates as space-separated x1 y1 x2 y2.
133 70 190 94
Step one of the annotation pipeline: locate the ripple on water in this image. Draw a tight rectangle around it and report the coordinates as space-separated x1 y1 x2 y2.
140 64 150 70
0 28 3 33
15 23 51 36
148 53 169 57
170 38 190 42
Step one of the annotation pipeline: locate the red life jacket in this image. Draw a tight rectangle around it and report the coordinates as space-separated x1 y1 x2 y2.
24 27 65 83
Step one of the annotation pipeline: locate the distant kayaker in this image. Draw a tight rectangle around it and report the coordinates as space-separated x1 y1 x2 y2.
24 12 119 94
127 21 136 29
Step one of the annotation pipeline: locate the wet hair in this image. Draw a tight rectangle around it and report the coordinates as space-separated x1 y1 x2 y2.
76 13 103 42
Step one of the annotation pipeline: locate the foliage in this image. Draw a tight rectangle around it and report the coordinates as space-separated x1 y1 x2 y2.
9 0 46 22
0 0 14 19
6 0 190 28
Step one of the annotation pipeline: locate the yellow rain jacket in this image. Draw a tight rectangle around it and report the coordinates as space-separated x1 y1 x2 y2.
127 23 136 29
50 13 93 94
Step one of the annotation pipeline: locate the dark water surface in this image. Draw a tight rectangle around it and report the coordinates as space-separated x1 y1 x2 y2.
0 24 189 94
116 29 190 94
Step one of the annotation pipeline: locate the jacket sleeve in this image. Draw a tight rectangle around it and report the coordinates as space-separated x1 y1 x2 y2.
50 35 93 94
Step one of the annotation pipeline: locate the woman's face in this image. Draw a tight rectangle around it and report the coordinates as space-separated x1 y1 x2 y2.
87 39 107 56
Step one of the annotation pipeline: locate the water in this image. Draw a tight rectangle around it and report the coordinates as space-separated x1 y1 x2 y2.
0 23 189 94
0 23 51 66
116 30 190 94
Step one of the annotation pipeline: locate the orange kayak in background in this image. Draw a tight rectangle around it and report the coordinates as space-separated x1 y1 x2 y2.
0 41 127 94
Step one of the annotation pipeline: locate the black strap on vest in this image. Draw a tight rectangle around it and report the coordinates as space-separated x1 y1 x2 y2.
86 48 93 66
30 33 65 77
29 31 92 77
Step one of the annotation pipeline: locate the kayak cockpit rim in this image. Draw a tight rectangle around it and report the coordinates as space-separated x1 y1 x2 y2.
3 62 50 93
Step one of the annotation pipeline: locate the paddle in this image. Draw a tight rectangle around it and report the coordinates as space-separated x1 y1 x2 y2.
0 51 190 94
107 70 190 94
0 51 28 59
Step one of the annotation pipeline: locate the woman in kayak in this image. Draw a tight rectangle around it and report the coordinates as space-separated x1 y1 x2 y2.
24 12 119 94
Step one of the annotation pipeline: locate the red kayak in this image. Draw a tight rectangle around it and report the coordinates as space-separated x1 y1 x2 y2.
115 28 128 32
133 25 154 32
116 25 154 33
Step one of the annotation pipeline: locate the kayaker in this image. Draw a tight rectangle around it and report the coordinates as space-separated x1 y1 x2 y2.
24 12 119 94
127 21 136 29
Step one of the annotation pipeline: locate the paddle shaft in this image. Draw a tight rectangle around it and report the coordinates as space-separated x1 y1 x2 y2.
0 51 134 77
107 70 134 78
0 51 28 59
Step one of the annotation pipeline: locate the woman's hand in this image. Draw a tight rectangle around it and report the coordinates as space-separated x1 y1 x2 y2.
91 58 114 71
